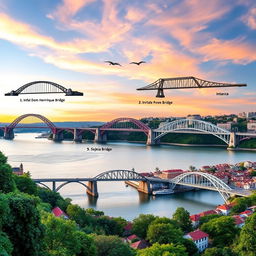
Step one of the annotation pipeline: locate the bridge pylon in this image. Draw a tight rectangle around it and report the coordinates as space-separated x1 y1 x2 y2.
87 181 98 197
146 129 156 145
52 130 64 142
4 128 14 140
74 128 83 142
94 128 107 143
138 181 152 194
228 132 237 148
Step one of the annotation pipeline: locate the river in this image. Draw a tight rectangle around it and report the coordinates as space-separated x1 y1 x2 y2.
1 133 255 220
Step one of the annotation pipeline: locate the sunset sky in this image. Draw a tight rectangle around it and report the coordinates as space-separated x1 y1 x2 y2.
0 0 255 123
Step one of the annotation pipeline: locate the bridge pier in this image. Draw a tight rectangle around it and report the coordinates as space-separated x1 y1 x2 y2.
228 132 237 148
94 128 107 143
87 181 99 197
74 128 83 142
146 129 156 145
3 128 14 140
53 130 64 142
138 181 152 194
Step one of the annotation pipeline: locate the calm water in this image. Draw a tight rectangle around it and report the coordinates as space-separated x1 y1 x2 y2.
1 133 255 220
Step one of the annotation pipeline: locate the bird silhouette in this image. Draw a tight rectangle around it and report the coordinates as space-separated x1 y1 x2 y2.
105 61 122 66
130 61 146 65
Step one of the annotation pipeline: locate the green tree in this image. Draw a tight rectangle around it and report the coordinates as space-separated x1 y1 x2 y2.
3 193 44 256
132 214 156 239
0 156 16 193
199 214 221 226
229 197 249 215
181 238 199 256
137 243 188 256
173 207 193 232
14 174 38 195
203 247 237 256
42 213 96 256
96 216 124 236
201 216 238 247
234 213 256 256
94 235 135 256
0 194 10 228
85 208 104 216
0 231 13 256
151 216 179 228
37 187 71 211
147 223 183 245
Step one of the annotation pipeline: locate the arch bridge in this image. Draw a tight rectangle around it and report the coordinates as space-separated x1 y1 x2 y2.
33 170 150 197
5 81 83 96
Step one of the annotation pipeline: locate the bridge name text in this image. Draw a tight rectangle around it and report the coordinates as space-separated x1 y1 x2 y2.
138 100 173 105
216 92 229 96
20 98 65 103
86 147 112 152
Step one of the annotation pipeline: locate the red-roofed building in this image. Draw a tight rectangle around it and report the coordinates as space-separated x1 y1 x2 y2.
158 169 184 179
130 240 149 250
127 234 139 243
216 204 233 215
52 207 68 219
184 230 209 252
232 215 245 228
190 214 200 228
240 210 253 218
123 222 133 236
199 210 218 217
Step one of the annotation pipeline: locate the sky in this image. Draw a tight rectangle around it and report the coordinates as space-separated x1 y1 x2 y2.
0 0 255 123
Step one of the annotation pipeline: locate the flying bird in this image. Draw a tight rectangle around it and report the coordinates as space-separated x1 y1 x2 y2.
130 61 146 65
105 61 122 66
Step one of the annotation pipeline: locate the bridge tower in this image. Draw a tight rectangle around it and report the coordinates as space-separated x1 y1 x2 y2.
94 128 107 143
52 129 64 142
228 132 237 148
138 181 152 194
74 128 82 142
86 181 98 197
146 129 156 145
4 128 14 140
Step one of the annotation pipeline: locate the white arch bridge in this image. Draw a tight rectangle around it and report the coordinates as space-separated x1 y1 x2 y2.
147 119 252 147
33 170 251 203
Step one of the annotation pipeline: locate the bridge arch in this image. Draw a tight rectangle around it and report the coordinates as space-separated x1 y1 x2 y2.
101 118 150 135
36 182 51 190
154 119 231 144
94 169 148 181
171 171 232 202
7 114 56 132
56 181 91 192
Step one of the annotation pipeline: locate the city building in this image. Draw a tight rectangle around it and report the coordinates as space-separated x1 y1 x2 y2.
217 122 232 131
157 169 184 179
52 207 69 219
216 204 233 215
247 121 256 132
184 230 209 252
12 163 24 176
232 215 245 228
187 114 202 120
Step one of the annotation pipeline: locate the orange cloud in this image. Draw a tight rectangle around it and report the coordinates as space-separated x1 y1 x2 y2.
243 7 256 29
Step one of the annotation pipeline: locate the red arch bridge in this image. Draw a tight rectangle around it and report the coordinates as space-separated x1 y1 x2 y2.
32 170 251 202
1 114 256 148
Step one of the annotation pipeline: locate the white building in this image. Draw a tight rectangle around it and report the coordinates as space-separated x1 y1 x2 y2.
217 122 232 131
247 121 256 132
184 230 209 252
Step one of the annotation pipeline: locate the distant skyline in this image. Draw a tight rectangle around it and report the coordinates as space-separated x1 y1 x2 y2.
0 0 255 122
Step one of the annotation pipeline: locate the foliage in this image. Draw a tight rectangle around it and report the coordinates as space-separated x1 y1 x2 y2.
94 235 135 256
37 187 71 211
150 217 179 228
201 216 238 247
85 208 104 216
234 213 256 256
14 174 38 195
0 194 10 228
147 223 183 245
0 154 16 193
172 207 193 232
42 213 96 256
96 216 124 236
199 214 221 226
181 238 199 256
132 214 156 239
137 243 188 256
0 231 13 256
3 193 44 256
203 247 237 256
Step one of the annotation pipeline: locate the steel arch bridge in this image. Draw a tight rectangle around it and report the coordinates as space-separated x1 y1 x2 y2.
101 117 150 134
137 76 247 97
153 119 231 144
93 169 148 181
5 81 83 96
171 172 233 202
7 113 56 132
